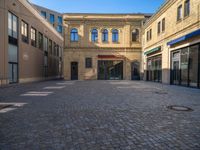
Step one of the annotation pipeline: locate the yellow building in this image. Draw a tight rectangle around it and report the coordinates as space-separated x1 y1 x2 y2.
63 13 150 80
142 0 200 88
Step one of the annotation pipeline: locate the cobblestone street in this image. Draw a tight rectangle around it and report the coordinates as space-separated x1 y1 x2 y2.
0 80 200 150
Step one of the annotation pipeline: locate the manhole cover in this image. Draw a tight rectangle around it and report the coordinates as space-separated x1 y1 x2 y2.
167 105 193 111
0 104 13 110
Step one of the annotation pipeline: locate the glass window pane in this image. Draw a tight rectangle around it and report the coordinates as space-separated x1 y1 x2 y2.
8 12 12 37
180 48 189 86
8 44 18 63
189 45 198 87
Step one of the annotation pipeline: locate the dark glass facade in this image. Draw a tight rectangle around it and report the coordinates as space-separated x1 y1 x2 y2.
147 55 162 82
171 43 200 88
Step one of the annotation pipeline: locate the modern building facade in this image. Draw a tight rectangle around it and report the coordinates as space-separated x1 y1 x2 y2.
33 4 63 35
0 0 63 86
63 13 150 80
142 0 200 88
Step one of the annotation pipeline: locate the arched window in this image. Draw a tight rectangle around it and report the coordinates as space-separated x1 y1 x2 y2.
70 28 78 42
102 29 108 42
91 29 98 42
112 29 119 42
132 29 139 42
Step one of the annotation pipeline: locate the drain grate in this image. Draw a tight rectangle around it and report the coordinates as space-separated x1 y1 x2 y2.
167 105 193 111
155 91 168 94
0 104 13 110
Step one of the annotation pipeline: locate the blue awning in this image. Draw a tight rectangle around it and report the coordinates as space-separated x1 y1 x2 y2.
167 29 200 46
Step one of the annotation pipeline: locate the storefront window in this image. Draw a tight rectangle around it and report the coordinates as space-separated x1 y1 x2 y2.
189 45 198 87
171 43 200 88
180 48 189 86
147 55 162 82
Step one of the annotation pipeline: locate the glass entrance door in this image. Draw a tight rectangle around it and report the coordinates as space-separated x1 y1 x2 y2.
9 63 18 83
172 52 180 85
98 60 123 80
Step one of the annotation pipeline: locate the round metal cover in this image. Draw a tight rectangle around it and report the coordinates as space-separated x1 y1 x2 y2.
167 105 193 111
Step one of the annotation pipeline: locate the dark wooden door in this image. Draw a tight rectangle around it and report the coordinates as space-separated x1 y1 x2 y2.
71 62 78 80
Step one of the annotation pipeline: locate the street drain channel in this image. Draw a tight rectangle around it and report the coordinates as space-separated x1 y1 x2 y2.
155 91 168 94
167 105 193 112
0 104 13 110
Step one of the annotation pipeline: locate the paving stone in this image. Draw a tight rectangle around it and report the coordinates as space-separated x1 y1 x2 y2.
0 80 200 149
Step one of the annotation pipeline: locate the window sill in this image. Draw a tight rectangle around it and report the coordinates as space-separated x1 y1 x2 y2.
112 42 119 44
176 19 182 24
183 15 190 20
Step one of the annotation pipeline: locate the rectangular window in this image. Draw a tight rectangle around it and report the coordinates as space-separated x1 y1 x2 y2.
58 16 62 25
54 42 56 55
31 27 36 47
21 20 28 43
149 29 152 40
38 32 43 50
44 36 48 52
177 5 182 21
41 11 46 19
146 31 149 41
49 39 52 54
184 0 190 17
50 14 55 24
8 12 18 45
162 18 165 32
85 58 92 68
157 22 161 34
57 25 63 33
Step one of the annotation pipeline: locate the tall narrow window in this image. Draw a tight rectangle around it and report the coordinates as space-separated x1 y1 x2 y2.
8 12 18 45
162 18 165 32
50 14 55 25
91 29 98 42
38 32 43 50
184 0 190 17
132 29 139 42
49 39 52 54
177 5 182 21
102 29 108 42
58 16 62 25
70 28 78 42
146 31 149 41
157 21 161 34
57 25 62 33
31 27 36 47
149 29 152 40
44 37 48 52
112 29 119 42
21 20 28 43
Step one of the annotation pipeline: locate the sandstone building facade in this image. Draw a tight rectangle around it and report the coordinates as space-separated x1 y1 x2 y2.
63 14 150 80
0 0 63 85
142 0 200 88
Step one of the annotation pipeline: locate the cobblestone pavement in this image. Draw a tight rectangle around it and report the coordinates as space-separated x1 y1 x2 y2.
0 80 200 150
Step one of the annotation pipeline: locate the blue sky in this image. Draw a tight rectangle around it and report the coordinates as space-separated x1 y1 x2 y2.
29 0 165 14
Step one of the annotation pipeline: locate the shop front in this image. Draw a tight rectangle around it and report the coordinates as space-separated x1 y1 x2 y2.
171 43 200 88
144 46 162 82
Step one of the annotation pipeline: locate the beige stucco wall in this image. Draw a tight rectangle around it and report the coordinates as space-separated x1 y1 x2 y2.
63 14 148 80
0 0 63 85
142 0 200 84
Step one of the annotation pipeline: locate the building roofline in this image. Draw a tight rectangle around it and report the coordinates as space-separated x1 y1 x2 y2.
63 13 153 17
23 0 63 41
32 3 62 16
143 0 175 28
